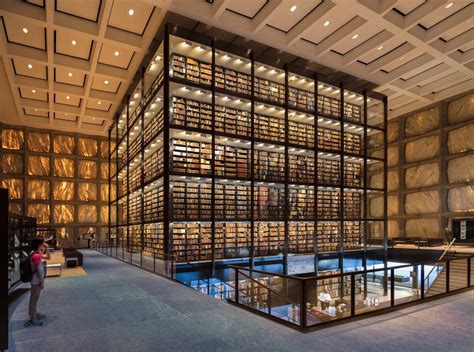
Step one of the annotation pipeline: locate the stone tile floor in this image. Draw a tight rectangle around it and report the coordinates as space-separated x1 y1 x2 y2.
8 251 474 351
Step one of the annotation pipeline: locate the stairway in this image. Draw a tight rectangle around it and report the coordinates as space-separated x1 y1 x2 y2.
426 259 468 296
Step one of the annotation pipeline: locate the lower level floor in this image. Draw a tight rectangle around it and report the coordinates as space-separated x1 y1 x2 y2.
8 250 474 352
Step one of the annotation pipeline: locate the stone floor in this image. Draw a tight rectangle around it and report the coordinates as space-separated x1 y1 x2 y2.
8 250 474 352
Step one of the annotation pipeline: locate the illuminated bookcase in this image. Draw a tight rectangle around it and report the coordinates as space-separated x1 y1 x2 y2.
108 24 387 266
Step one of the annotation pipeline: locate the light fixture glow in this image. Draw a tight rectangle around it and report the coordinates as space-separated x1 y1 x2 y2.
68 72 72 77
27 64 32 69
66 95 70 100
352 34 359 40
71 40 77 46
104 80 109 85
22 27 28 34
128 9 134 15
377 45 384 50
114 51 119 56
98 101 102 105
323 20 330 27
32 89 36 93
290 5 297 12
445 2 454 8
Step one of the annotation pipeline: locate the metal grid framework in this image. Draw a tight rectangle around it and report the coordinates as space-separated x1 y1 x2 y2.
108 22 388 270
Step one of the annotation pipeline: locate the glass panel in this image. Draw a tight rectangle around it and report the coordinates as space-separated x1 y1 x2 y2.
78 160 97 179
27 132 50 152
53 135 74 154
54 204 75 224
471 259 474 287
78 137 98 157
78 182 97 201
1 153 23 174
78 205 97 222
355 268 389 315
27 156 50 176
449 258 467 291
27 180 50 200
53 181 74 201
2 129 24 150
53 157 74 177
424 261 446 297
1 178 23 199
27 204 50 224
392 266 420 305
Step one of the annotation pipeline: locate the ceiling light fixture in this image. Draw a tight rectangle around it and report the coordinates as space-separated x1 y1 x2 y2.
128 9 135 15
27 64 32 69
68 72 72 77
71 40 77 46
323 20 330 27
66 96 70 100
32 89 36 93
352 34 359 40
22 27 28 34
114 51 119 56
377 45 384 50
98 101 102 105
104 80 109 85
290 5 297 12
445 2 454 8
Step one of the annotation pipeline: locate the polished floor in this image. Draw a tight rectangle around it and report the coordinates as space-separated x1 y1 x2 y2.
8 251 474 352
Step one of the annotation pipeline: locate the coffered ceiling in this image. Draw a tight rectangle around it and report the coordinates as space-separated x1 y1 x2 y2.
0 0 472 136
0 0 170 135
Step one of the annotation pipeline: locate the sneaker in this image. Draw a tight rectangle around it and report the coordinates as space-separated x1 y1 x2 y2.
36 313 46 321
24 320 43 327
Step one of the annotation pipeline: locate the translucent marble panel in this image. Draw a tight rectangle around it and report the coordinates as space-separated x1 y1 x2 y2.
100 205 109 224
100 140 109 158
27 156 50 176
54 204 75 224
388 220 399 238
27 132 50 152
78 205 97 223
370 173 383 189
78 160 97 179
1 154 23 174
368 131 384 148
405 191 439 214
388 146 399 167
78 182 97 201
53 181 74 201
53 158 74 178
405 135 439 163
369 196 384 217
387 171 399 192
447 93 474 125
100 184 109 201
448 155 474 183
0 178 23 199
2 129 24 150
9 203 23 215
27 204 50 224
27 180 50 200
388 196 398 216
448 124 474 154
405 218 439 238
53 135 74 154
78 138 98 157
57 227 74 242
100 162 109 180
405 107 439 137
405 162 439 189
448 186 474 212
387 122 399 144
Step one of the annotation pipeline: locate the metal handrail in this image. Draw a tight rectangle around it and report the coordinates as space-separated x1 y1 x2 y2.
424 238 456 288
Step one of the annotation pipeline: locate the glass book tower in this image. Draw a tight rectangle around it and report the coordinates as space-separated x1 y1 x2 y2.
107 24 388 271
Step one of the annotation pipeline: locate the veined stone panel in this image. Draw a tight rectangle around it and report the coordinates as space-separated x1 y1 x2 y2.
388 195 398 216
370 172 383 189
54 204 75 224
27 180 50 200
369 196 384 217
448 155 474 183
405 135 439 163
388 171 399 192
405 191 439 214
78 182 97 201
388 220 399 238
53 135 74 154
405 162 439 189
448 124 474 154
368 131 384 149
405 218 439 238
448 186 474 212
0 178 23 199
1 129 23 150
27 204 50 224
388 122 399 143
27 156 50 176
53 181 74 201
78 205 97 223
78 160 97 179
1 154 23 174
78 138 98 157
388 146 398 167
447 93 474 125
53 158 74 178
27 132 50 152
405 107 439 137
9 203 22 215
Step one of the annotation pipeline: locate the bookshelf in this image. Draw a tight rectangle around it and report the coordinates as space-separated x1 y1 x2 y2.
107 28 387 266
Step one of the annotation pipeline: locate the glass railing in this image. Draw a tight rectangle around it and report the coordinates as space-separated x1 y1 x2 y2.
229 254 474 330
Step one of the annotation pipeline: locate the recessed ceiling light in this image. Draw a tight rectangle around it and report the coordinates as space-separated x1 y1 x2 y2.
71 40 77 46
98 101 102 105
400 56 405 60
68 72 72 77
27 64 32 69
22 27 28 34
352 34 359 40
128 9 134 15
290 5 297 12
114 51 119 56
104 80 109 85
323 20 330 27
32 89 36 93
445 2 454 8
66 95 70 100
92 117 96 120
34 109 38 112
377 45 384 50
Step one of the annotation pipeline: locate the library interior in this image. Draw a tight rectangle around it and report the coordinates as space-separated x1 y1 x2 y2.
2 1 473 351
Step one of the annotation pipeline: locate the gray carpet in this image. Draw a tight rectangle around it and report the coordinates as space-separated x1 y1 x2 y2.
8 250 474 351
